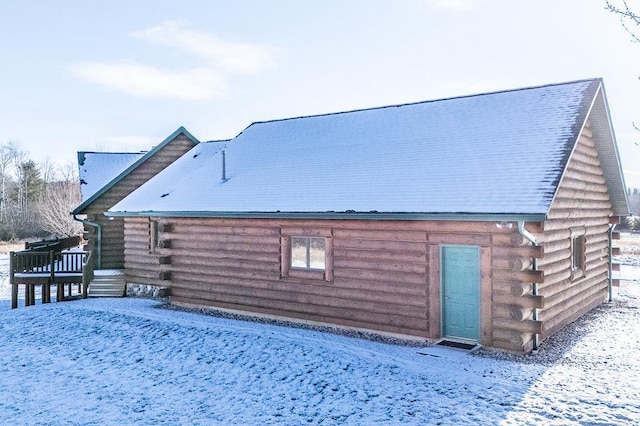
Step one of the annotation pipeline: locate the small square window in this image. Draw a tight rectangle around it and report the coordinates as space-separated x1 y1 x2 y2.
291 236 326 270
280 228 333 281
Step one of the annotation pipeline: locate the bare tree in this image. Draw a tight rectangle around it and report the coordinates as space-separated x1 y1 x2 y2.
38 163 83 237
0 142 18 224
0 140 78 240
39 158 58 186
11 142 28 216
606 1 640 142
606 1 640 41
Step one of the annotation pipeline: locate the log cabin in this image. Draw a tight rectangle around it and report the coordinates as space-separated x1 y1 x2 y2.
73 127 199 270
105 79 629 353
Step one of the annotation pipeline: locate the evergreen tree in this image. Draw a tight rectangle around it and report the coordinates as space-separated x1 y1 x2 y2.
14 159 44 217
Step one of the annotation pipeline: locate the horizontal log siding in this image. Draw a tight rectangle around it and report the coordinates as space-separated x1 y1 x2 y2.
537 124 613 340
84 214 126 270
78 135 196 269
122 216 542 350
167 218 430 336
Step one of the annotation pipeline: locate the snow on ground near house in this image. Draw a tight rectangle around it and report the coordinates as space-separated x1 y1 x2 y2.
0 259 639 423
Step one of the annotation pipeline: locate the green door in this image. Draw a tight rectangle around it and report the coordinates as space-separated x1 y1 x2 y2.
441 245 480 341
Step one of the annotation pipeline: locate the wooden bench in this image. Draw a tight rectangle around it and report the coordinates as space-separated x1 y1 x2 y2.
10 250 88 309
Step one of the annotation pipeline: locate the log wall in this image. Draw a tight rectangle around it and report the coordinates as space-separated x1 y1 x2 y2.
124 216 550 351
78 134 196 269
82 215 125 269
535 123 614 340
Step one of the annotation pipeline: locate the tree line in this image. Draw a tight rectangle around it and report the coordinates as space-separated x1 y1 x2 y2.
0 141 82 241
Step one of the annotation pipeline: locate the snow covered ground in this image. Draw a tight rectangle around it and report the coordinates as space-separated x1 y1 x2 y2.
0 253 639 424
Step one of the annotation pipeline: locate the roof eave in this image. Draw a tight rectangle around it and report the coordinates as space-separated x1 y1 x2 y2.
594 82 631 216
104 210 547 222
72 126 200 215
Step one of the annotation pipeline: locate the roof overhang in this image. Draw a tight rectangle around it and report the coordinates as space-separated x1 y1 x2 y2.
591 84 631 216
105 210 547 222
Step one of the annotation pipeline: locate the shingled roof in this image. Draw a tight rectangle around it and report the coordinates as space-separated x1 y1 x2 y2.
78 151 145 202
108 79 629 220
73 126 200 215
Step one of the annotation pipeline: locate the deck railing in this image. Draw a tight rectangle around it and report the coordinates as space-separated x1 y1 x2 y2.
24 236 83 252
10 250 89 308
12 250 52 273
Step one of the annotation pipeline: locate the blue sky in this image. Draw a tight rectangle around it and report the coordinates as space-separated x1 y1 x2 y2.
1 0 640 187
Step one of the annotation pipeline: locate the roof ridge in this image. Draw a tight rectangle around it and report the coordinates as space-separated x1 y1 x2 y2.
240 78 602 131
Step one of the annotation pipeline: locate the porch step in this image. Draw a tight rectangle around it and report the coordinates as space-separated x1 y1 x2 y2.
88 270 125 297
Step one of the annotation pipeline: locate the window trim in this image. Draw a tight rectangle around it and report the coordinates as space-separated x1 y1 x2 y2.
570 227 586 281
280 227 333 282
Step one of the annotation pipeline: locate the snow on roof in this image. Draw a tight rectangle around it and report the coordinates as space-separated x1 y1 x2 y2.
110 79 616 218
78 152 145 202
73 126 201 215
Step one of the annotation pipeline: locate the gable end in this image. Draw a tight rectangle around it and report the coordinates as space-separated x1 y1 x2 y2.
73 126 199 215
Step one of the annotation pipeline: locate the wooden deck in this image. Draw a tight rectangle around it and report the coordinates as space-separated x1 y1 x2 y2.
10 250 89 308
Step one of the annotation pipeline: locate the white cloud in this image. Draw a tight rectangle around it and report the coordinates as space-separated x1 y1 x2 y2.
71 21 277 100
131 20 277 74
71 62 225 100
